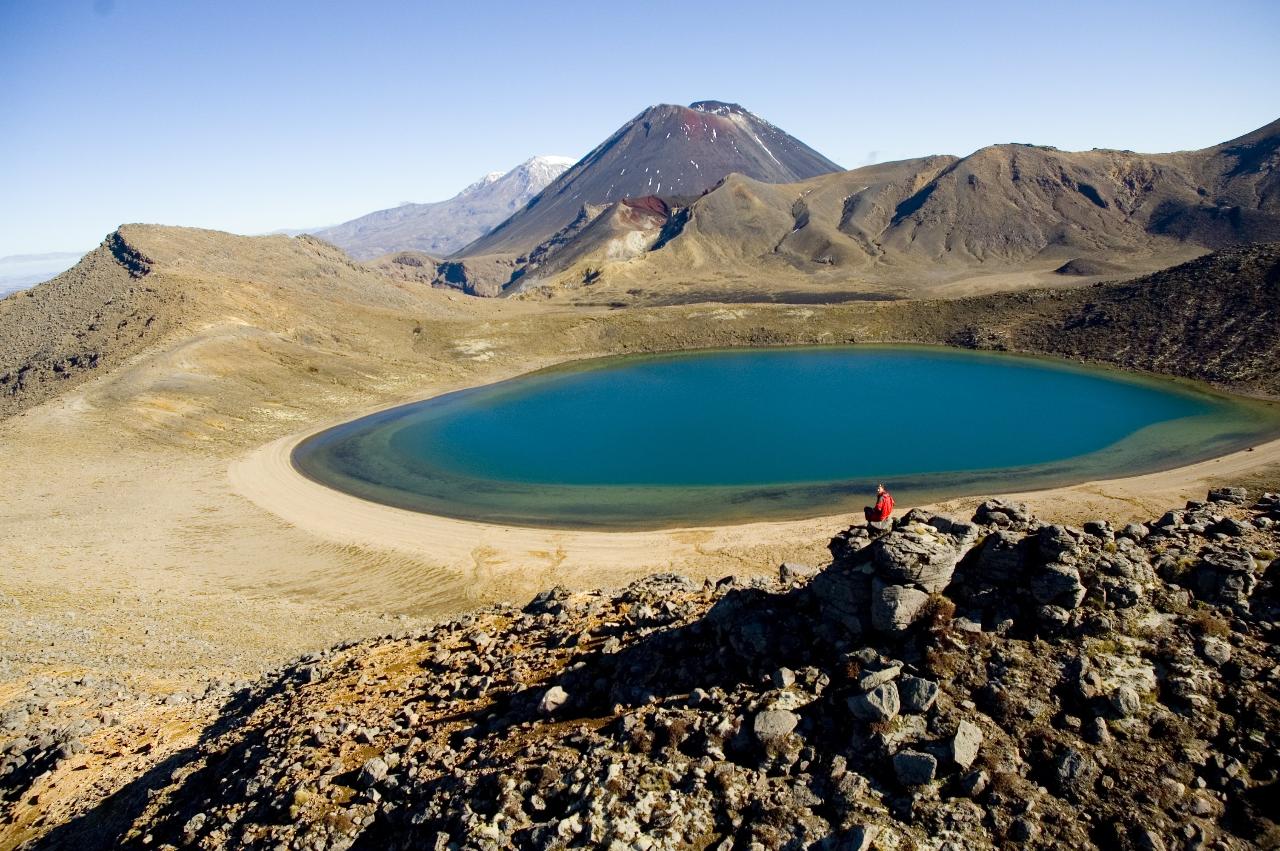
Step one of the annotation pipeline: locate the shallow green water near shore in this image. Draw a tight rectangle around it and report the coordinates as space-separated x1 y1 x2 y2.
293 346 1280 529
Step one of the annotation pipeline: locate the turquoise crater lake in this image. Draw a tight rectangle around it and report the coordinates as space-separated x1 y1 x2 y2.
292 347 1280 529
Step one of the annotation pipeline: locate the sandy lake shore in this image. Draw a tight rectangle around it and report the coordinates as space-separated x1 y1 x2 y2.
234 417 1280 594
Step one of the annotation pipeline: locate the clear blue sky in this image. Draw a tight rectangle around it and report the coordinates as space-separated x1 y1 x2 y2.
2 0 1278 256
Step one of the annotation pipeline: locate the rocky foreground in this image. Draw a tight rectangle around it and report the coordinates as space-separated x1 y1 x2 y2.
6 489 1280 850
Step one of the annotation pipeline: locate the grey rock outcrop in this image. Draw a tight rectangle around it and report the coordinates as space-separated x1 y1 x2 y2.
1030 562 1087 608
871 522 974 593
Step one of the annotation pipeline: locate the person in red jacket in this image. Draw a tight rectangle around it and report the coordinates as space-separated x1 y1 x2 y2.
864 483 895 523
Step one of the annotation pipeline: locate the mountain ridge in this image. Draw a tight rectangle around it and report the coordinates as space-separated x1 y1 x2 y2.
491 116 1280 303
312 156 574 259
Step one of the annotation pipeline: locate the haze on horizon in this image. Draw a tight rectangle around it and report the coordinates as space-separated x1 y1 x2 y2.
1 0 1278 258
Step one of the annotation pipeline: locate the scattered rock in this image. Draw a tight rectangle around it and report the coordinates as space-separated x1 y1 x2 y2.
538 685 569 715
893 750 938 785
898 675 939 714
752 709 799 751
356 756 387 789
1208 487 1248 505
1054 748 1101 801
1111 685 1142 718
949 719 983 769
848 682 900 723
22 486 1277 851
780 562 819 584
772 666 797 688
855 664 901 692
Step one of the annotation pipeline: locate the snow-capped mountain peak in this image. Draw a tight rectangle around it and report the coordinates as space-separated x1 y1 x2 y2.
312 156 576 259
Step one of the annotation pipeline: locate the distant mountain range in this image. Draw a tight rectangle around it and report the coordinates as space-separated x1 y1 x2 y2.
311 156 575 259
0 251 86 297
313 100 1280 303
436 111 1280 299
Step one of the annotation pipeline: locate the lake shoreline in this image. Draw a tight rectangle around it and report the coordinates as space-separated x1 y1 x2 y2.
230 348 1280 578
286 345 1280 530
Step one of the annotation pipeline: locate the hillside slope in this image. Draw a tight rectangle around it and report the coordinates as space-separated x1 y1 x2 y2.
0 225 471 420
978 242 1280 390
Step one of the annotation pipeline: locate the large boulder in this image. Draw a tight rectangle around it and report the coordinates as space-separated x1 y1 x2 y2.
1194 550 1257 608
871 528 972 593
1030 563 1087 609
808 566 872 634
971 530 1027 585
973 499 1035 529
1037 525 1081 561
871 580 930 633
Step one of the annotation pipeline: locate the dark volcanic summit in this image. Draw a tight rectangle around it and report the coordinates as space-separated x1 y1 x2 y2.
456 101 842 258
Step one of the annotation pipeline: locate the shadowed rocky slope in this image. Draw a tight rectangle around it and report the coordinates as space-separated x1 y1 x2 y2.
941 241 1280 394
0 232 186 416
16 488 1280 849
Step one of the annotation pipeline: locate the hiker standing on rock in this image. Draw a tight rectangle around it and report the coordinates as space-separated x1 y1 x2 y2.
864 483 895 523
